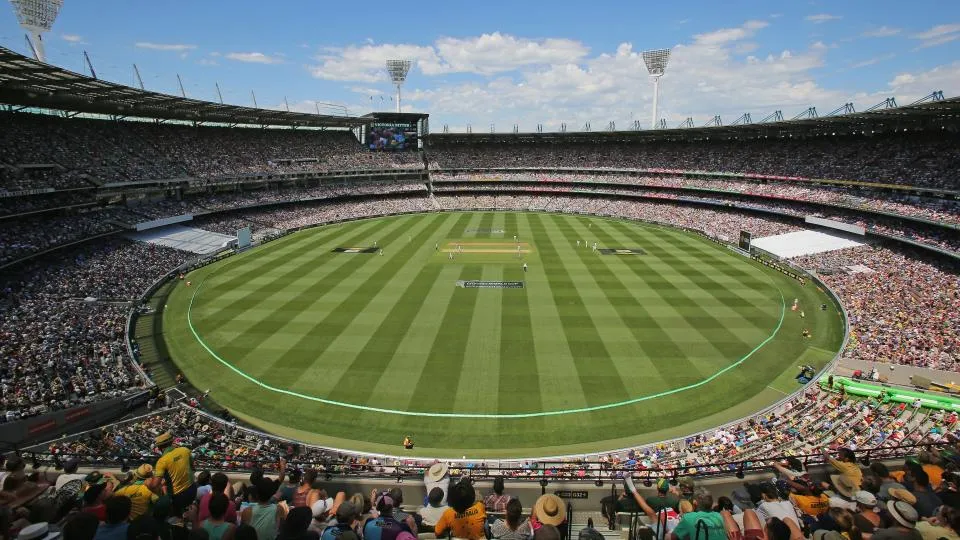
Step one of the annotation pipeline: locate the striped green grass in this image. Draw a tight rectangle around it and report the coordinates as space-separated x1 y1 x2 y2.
162 212 844 458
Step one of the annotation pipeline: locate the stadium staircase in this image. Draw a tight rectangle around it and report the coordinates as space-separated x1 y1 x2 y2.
429 193 442 210
132 279 180 389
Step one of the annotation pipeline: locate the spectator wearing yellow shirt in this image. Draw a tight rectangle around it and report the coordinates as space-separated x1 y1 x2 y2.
435 478 487 540
824 448 862 489
154 431 196 513
114 465 160 521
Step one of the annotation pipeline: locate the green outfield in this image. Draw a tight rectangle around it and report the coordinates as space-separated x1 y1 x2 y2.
162 211 844 458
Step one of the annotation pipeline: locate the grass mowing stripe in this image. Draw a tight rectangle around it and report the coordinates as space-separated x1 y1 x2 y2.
499 212 542 413
367 263 465 409
321 214 470 405
454 264 503 414
197 219 390 320
204 219 380 296
560 216 705 388
194 219 409 361
256 213 447 384
516 213 587 412
408 264 483 413
527 212 631 405
600 220 764 362
541 214 671 395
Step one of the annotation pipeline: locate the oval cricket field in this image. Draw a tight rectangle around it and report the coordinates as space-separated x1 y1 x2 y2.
162 211 844 458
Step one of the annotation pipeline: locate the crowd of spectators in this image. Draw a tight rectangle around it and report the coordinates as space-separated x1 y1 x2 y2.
432 175 960 254
434 173 960 225
0 240 191 419
429 132 960 189
793 246 959 371
0 112 423 193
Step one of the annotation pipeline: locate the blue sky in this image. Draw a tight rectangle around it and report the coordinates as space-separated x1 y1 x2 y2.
1 0 958 130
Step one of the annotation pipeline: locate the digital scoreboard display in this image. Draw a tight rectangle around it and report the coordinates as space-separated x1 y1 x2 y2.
367 121 418 151
739 230 752 252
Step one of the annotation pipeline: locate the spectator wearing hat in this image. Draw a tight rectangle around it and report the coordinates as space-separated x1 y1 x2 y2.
114 465 159 521
484 477 513 514
54 459 86 493
853 491 881 534
153 432 196 514
621 475 681 538
646 478 680 513
829 474 860 511
310 494 338 532
18 522 61 540
906 470 942 518
490 498 532 540
364 490 415 540
423 463 449 506
94 496 131 540
531 494 567 537
435 478 487 539
417 487 449 530
873 500 921 540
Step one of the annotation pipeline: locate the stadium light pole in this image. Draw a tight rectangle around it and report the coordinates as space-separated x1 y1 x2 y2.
10 0 63 63
642 48 671 130
386 59 412 113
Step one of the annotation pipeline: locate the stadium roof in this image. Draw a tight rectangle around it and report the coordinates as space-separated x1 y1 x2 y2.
0 46 366 127
429 93 960 143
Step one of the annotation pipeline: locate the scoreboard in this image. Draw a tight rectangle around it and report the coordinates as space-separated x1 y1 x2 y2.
738 230 752 252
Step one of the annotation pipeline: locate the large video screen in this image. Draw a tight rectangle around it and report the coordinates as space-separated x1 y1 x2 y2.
367 122 418 151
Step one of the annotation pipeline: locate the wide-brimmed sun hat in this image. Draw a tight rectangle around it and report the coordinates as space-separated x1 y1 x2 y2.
533 494 567 526
425 462 448 482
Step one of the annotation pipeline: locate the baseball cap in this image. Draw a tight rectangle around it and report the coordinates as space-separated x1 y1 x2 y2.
656 478 670 492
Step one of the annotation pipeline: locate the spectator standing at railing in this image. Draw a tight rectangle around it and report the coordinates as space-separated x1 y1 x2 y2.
153 432 195 514
645 478 680 512
823 448 863 489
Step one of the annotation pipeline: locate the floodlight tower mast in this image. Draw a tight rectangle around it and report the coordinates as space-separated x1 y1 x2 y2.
10 0 63 63
386 59 412 113
642 48 671 129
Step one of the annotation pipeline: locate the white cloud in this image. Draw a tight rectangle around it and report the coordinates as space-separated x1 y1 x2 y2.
402 22 841 131
693 20 768 46
887 62 960 102
225 52 284 64
197 58 218 66
805 14 842 24
61 34 84 44
307 32 589 81
861 26 900 38
851 53 895 69
135 42 197 52
310 43 439 82
911 23 960 49
433 33 589 75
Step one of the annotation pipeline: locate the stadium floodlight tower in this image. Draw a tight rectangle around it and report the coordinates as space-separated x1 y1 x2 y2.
386 59 412 113
641 48 671 129
10 0 63 63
